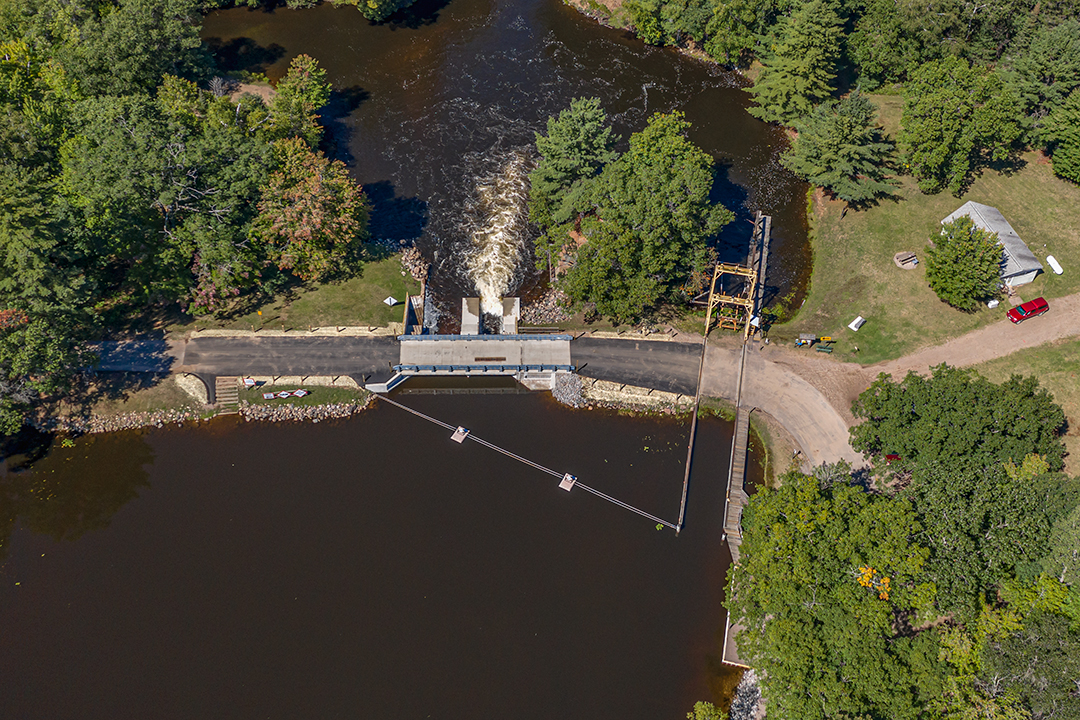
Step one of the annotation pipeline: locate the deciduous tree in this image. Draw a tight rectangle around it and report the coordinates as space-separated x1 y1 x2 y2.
900 57 1021 195
924 216 1003 310
984 611 1080 719
903 457 1070 615
562 111 732 322
250 137 369 282
729 469 942 720
850 364 1067 471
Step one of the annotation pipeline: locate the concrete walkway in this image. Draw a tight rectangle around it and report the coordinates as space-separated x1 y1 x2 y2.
701 342 863 468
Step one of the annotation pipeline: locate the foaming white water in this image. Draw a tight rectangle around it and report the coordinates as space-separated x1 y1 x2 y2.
465 151 531 317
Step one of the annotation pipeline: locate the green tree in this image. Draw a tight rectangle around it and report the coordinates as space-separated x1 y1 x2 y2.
747 0 844 125
846 0 943 86
250 137 370 282
1007 20 1080 137
687 700 726 720
1042 503 1080 584
561 111 732 322
984 611 1080 719
529 97 618 267
268 53 332 146
900 57 1022 195
0 309 92 433
924 216 1003 310
903 458 1072 616
704 0 761 65
729 470 942 720
64 0 209 97
780 92 896 204
850 364 1067 471
1042 90 1080 184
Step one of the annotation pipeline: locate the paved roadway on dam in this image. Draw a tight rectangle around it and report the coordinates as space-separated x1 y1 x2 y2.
95 335 703 388
94 333 861 465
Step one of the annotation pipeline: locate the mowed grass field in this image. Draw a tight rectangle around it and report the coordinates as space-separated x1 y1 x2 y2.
777 94 1080 364
172 254 421 334
971 338 1080 474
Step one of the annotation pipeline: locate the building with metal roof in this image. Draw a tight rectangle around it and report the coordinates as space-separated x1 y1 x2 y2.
941 202 1044 286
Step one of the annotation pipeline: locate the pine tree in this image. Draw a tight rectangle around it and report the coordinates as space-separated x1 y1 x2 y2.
1007 20 1080 137
747 0 843 125
924 216 1003 311
780 92 896 204
529 97 618 271
529 97 618 230
1043 90 1080 184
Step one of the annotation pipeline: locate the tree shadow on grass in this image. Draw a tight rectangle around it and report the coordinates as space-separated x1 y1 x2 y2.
979 150 1029 180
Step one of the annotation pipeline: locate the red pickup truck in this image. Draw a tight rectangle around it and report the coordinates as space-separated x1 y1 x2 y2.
1007 297 1049 324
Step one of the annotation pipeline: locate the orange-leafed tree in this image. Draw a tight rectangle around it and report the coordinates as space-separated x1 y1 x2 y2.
250 138 370 282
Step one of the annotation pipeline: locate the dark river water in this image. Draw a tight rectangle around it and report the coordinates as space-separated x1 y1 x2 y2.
0 395 758 718
201 0 810 323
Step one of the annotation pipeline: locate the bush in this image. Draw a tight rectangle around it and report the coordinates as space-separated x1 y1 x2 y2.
925 216 1002 311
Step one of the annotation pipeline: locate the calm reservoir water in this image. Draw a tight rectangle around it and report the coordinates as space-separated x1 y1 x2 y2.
201 0 810 323
0 395 753 718
2 2 791 714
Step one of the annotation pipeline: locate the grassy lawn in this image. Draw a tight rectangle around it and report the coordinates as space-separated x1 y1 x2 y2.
777 95 1080 364
54 374 207 419
970 338 1080 474
240 384 368 406
170 254 420 334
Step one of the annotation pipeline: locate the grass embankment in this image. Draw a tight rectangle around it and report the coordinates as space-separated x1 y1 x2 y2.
171 254 420 334
240 384 368 407
970 338 1080 474
777 94 1080 364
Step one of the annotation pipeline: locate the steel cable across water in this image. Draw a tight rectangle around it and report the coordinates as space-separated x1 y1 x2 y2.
372 393 678 529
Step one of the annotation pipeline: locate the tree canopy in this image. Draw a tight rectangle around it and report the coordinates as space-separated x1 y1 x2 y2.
1043 90 1080 184
529 96 618 251
904 457 1073 616
747 0 843 125
727 365 1079 720
0 4 372 432
850 364 1067 471
553 110 732 322
730 468 942 720
900 57 1021 195
924 216 1004 311
780 92 896 204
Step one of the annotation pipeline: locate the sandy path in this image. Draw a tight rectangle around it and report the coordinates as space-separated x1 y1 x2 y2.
697 290 1080 469
702 344 865 468
874 291 1080 377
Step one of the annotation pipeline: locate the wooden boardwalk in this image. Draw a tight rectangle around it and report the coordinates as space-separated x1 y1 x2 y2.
724 406 751 563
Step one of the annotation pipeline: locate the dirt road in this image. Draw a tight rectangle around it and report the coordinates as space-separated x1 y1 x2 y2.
695 290 1080 469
